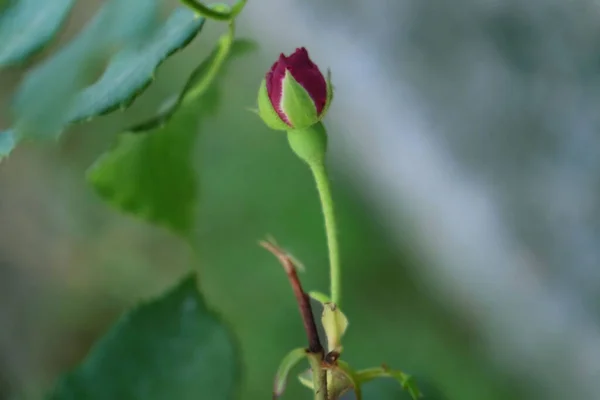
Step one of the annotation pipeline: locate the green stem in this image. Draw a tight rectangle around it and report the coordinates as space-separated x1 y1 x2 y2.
180 0 246 21
310 161 341 305
287 123 341 306
181 20 235 105
307 353 328 400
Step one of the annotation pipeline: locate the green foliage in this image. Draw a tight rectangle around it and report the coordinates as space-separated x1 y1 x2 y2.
87 38 256 236
11 0 159 140
86 105 200 236
48 274 239 400
0 2 205 160
0 0 75 66
67 8 206 123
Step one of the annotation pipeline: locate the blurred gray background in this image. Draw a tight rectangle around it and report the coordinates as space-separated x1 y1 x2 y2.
1 0 600 399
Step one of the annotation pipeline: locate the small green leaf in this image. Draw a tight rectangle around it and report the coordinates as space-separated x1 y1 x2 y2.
355 366 423 400
87 38 257 236
321 302 348 354
273 348 307 398
308 291 331 305
0 0 76 66
67 8 206 122
47 273 239 400
402 376 423 400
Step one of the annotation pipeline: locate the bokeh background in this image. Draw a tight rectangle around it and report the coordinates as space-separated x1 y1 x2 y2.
1 0 600 399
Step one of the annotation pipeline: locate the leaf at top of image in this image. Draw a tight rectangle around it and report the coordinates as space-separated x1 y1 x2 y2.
67 7 206 123
47 273 239 400
87 38 257 237
0 0 76 67
0 2 210 163
9 0 160 143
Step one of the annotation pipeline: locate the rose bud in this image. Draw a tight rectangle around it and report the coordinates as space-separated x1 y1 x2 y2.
257 47 333 131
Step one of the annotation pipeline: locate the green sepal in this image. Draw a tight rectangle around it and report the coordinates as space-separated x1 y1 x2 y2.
281 70 319 129
318 69 334 121
256 78 291 131
287 121 327 166
273 348 307 398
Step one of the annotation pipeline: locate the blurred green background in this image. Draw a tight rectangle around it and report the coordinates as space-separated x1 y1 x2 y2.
0 1 541 399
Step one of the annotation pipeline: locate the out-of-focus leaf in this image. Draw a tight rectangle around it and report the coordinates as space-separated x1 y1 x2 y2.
0 3 212 162
47 274 239 400
0 0 75 67
67 8 205 122
0 130 15 161
87 38 257 236
87 101 200 236
10 0 159 142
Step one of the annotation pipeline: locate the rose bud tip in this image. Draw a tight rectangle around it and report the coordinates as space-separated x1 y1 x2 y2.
257 47 333 131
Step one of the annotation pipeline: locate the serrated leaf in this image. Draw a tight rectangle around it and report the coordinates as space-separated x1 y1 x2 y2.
0 3 212 162
47 273 239 400
88 102 200 235
0 0 76 66
87 38 257 236
67 7 205 123
10 0 160 142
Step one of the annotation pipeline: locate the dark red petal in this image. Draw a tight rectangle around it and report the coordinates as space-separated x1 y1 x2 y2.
285 48 327 114
265 54 285 98
265 54 292 125
287 47 315 68
264 47 327 125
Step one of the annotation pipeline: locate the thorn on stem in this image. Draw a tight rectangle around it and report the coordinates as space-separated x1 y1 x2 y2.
259 238 323 355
